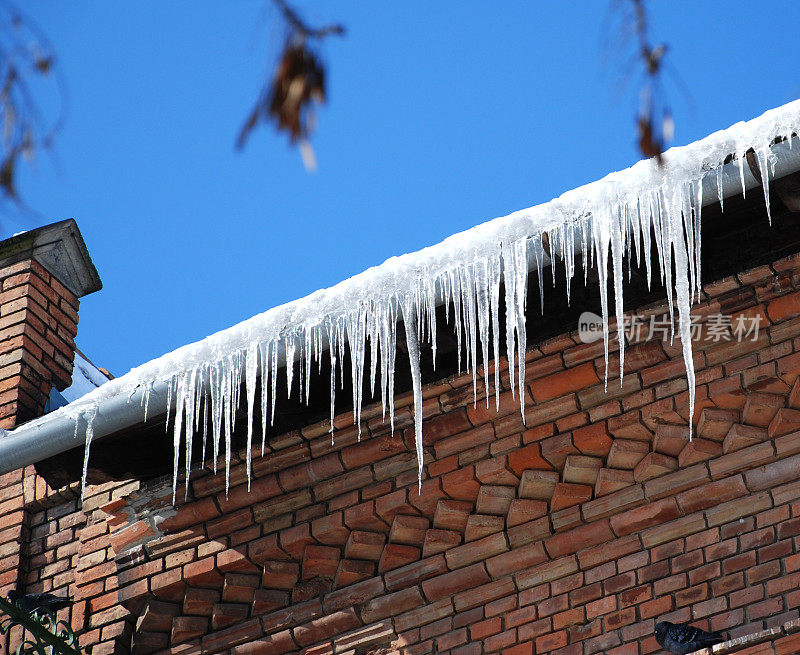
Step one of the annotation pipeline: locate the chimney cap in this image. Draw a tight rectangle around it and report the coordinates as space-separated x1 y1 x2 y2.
0 219 102 297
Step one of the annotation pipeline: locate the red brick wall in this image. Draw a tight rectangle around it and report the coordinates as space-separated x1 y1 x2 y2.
0 258 80 428
5 253 800 655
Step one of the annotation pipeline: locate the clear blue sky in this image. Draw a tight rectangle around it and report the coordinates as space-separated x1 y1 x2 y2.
13 2 800 377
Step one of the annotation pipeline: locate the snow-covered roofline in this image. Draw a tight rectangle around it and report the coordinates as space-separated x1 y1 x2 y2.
4 98 800 502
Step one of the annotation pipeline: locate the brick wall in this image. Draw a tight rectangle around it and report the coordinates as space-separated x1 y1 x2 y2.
0 258 80 428
6 253 800 655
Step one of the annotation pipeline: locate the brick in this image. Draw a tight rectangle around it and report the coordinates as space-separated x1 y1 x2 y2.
577 534 641 570
292 577 333 603
651 417 689 449
606 439 649 469
545 520 615 559
507 516 552 549
422 528 461 557
333 559 374 588
344 501 390 533
518 470 559 500
507 499 548 527
222 573 259 603
310 512 349 547
609 498 681 536
279 523 314 560
572 423 613 457
262 561 299 590
775 430 800 457
361 587 424 624
475 486 515 516
465 514 505 542
211 602 249 630
644 463 710 500
678 438 722 466
341 433 407 468
709 441 776 479
184 556 222 588
550 483 592 511
594 468 634 496
439 467 482 503
742 391 785 427
136 599 181 632
508 443 552 476
540 433 580 469
562 455 602 485
697 407 739 441
293 608 361 646
250 589 288 615
158 497 221 532
246 534 286 564
676 475 748 515
515 555 578 590
434 424 495 459
706 491 772 527
445 532 507 569
422 562 490 601
745 453 800 491
433 500 473 532
764 399 800 437
608 411 653 441
108 520 156 555
485 541 547 578
389 515 429 546
767 290 800 322
378 544 420 573
301 544 339 580
641 514 706 548
253 489 311 522
415 409 472 445
524 394 579 427
324 577 384 612
723 423 768 453
633 452 677 482
453 578 514 615
316 467 374 501
473 456 519 487
583 484 644 522
171 616 208 645
344 530 386 561
530 363 598 402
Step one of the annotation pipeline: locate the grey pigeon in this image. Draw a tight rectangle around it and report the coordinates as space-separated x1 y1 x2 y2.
655 621 725 654
7 590 71 613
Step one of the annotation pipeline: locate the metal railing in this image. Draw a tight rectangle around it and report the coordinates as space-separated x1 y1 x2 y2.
0 596 87 655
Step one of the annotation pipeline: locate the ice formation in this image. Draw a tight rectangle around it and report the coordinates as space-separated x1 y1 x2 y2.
26 100 800 501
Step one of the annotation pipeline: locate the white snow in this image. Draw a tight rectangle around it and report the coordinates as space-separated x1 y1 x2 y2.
17 99 800 502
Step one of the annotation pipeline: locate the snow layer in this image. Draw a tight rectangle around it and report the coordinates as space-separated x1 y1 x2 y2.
25 99 800 501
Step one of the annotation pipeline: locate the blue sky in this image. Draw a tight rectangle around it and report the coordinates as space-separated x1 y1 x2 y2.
13 2 800 376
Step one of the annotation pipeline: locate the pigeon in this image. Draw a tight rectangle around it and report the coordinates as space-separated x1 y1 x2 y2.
655 621 725 654
7 590 71 614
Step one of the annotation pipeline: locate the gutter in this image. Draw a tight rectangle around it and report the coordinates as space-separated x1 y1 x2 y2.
2 138 800 475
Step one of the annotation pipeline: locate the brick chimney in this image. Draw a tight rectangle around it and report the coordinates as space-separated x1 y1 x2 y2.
0 220 101 429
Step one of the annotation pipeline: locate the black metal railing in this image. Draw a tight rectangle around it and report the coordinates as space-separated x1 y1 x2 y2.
0 596 87 655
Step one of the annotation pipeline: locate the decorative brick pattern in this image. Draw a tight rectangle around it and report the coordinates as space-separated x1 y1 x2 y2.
5 254 800 655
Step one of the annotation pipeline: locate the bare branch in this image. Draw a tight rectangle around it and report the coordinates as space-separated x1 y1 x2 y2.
236 0 345 171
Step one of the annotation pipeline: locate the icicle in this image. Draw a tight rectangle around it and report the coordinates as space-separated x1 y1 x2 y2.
184 368 197 500
245 343 259 490
755 145 773 224
80 406 98 503
401 297 425 492
50 99 800 508
172 373 186 503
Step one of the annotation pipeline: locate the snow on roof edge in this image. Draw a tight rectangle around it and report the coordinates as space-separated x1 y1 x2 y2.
12 98 800 502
